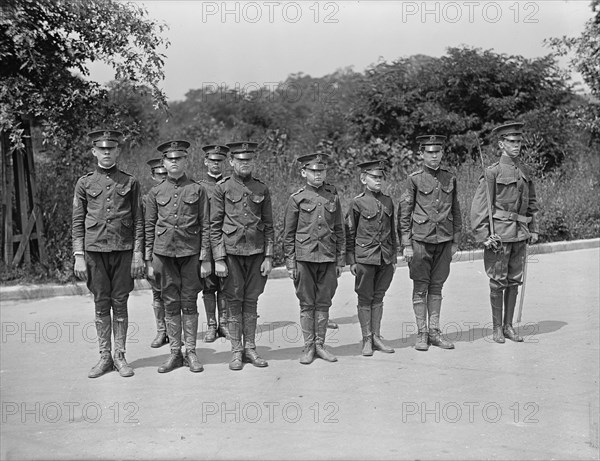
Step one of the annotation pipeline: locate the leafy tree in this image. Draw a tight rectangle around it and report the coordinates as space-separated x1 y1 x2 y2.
0 0 169 149
545 0 599 142
349 47 576 168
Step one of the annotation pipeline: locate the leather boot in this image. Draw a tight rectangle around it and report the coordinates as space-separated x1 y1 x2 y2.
427 295 454 349
113 351 134 377
371 303 395 353
217 294 229 339
183 313 204 372
315 311 337 362
158 350 184 373
228 313 244 371
229 351 243 371
243 313 268 367
503 285 523 342
151 303 169 348
327 320 339 329
113 317 134 377
357 305 373 356
491 290 505 343
89 315 113 378
203 293 218 343
413 295 429 351
88 351 114 378
158 314 183 373
299 310 316 364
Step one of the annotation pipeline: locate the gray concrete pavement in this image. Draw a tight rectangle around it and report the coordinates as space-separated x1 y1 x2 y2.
1 247 599 460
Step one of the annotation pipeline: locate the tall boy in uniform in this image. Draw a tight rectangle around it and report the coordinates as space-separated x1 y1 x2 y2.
282 153 345 364
210 141 274 371
72 129 144 378
399 135 462 351
470 122 539 343
345 160 397 356
199 144 230 342
145 140 211 373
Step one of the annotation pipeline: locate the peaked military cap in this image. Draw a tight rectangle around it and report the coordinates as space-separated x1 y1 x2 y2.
202 144 229 160
226 141 258 159
416 134 446 152
146 157 167 174
297 153 330 171
88 129 123 148
492 122 524 141
357 159 386 176
156 140 190 158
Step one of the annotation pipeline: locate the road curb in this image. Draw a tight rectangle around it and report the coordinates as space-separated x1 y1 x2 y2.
1 238 598 302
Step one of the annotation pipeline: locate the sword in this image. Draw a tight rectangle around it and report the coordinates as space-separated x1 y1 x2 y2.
516 243 528 323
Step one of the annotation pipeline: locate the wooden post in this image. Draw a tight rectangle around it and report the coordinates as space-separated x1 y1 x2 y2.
1 130 14 264
1 119 48 267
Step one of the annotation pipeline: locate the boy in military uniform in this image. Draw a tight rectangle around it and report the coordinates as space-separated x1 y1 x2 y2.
199 144 230 342
345 160 396 356
282 153 345 364
470 122 539 343
399 135 462 351
210 141 274 371
145 140 211 373
143 158 169 348
72 129 144 378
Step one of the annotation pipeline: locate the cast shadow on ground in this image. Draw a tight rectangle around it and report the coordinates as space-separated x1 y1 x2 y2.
129 319 568 368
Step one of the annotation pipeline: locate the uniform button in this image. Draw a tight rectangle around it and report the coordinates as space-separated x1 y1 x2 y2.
244 225 248 229
106 186 110 189
175 225 178 229
175 185 178 188
107 219 111 223
174 194 178 198
174 203 177 207
318 203 322 206
318 215 321 218
243 203 247 207
106 198 110 201
378 220 382 223
174 214 178 218
244 193 248 196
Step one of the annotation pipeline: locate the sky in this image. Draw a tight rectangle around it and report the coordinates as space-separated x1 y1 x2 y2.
89 1 594 101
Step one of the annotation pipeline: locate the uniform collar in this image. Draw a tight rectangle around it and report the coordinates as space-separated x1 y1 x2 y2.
364 188 381 198
207 173 222 182
306 183 325 192
233 172 252 183
500 154 520 166
167 173 187 185
96 164 118 174
424 165 440 176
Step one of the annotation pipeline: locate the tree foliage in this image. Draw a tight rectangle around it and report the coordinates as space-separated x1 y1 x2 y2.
0 0 169 149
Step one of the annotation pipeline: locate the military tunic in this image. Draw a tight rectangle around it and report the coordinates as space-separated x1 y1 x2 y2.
144 173 210 314
210 173 274 315
72 165 143 316
470 154 539 289
345 189 397 306
399 166 462 295
282 183 345 311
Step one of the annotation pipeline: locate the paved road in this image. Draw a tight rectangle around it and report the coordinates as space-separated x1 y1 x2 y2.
1 248 599 460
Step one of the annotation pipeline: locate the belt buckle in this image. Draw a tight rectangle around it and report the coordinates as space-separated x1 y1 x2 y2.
508 212 516 221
